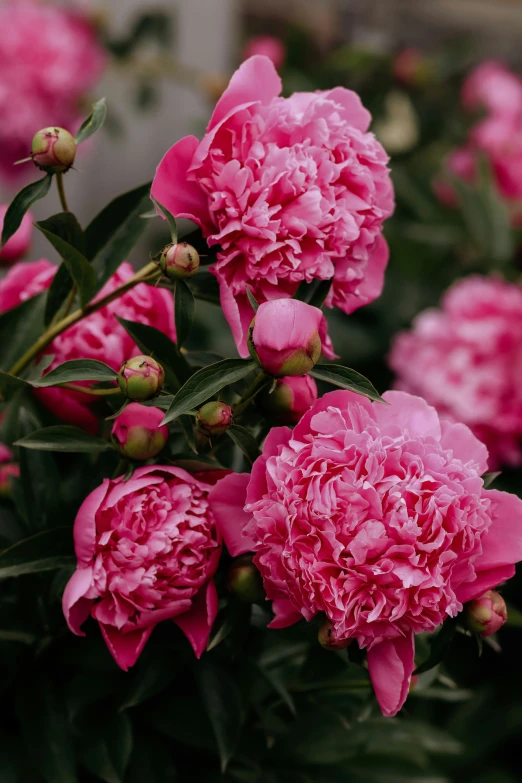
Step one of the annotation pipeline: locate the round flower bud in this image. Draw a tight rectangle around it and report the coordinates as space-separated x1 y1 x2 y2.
31 127 76 173
117 355 165 401
318 617 352 650
259 375 318 424
465 590 507 637
159 242 200 280
197 401 233 437
248 299 323 377
111 403 168 461
227 554 265 603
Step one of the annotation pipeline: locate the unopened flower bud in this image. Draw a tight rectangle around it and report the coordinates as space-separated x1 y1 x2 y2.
318 617 352 650
196 401 233 437
117 355 165 401
31 127 76 173
393 48 432 88
259 375 318 423
248 299 322 377
111 403 168 460
159 242 200 280
465 590 507 637
227 554 265 603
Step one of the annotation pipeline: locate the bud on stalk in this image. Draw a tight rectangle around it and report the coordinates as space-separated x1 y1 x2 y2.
465 590 508 637
112 403 168 460
117 356 165 401
227 554 265 603
196 401 233 437
258 375 318 423
31 127 76 173
159 242 200 280
318 617 352 650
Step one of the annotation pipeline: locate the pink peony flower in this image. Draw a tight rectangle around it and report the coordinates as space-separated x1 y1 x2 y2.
433 146 476 208
63 465 223 669
389 276 522 467
0 206 33 264
0 259 55 311
461 60 522 118
250 299 323 376
152 55 394 357
209 390 522 716
0 0 106 179
242 36 286 70
259 374 318 424
111 403 168 461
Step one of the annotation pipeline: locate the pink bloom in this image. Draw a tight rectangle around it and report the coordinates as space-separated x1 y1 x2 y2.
0 259 55 311
111 403 168 461
0 206 32 264
242 36 286 70
259 374 318 423
63 465 222 669
251 299 323 376
209 390 522 716
152 55 394 356
462 61 522 118
0 0 106 179
390 276 522 467
433 147 476 208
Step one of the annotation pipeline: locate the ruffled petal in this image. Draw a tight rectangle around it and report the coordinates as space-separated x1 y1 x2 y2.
62 566 95 635
208 473 254 556
99 623 153 671
173 580 218 658
267 597 302 629
208 55 281 132
367 632 415 717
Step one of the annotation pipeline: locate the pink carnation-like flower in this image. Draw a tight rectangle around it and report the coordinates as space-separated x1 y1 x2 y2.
462 60 522 118
242 36 286 70
0 0 106 178
0 259 56 311
63 465 222 670
152 55 394 356
390 276 522 468
209 390 522 716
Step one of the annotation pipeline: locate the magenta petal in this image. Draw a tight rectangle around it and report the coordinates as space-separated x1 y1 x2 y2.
73 480 110 564
324 86 371 132
174 580 218 658
456 564 515 604
208 55 282 132
367 632 415 717
151 136 213 233
62 566 94 635
99 623 153 671
440 420 489 475
208 473 254 556
476 489 522 569
267 598 302 629
218 284 254 358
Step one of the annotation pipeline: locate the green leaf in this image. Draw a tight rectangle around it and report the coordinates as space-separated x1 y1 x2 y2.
0 293 48 372
482 472 501 489
310 364 384 403
178 414 197 453
414 615 459 675
40 213 87 323
0 174 53 248
207 601 251 652
79 713 133 783
15 425 113 453
170 454 225 472
151 196 178 243
174 279 195 347
294 278 333 308
162 359 256 425
189 271 221 305
0 527 74 579
246 288 259 313
0 371 29 400
196 660 245 773
116 316 191 388
30 359 117 387
75 97 108 144
36 221 96 308
226 424 261 465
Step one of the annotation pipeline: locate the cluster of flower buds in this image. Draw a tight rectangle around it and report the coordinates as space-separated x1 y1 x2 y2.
111 403 168 461
117 355 165 401
31 127 76 174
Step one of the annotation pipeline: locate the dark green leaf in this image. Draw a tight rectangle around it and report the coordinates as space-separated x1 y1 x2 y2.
196 660 245 773
170 454 225 472
482 472 501 489
174 279 195 347
207 602 251 653
31 359 117 387
294 278 333 309
151 196 178 243
246 288 259 313
15 425 113 453
116 316 191 388
178 414 197 453
414 616 459 675
0 371 29 400
0 293 47 372
125 735 176 783
79 713 132 783
39 213 86 323
0 174 53 248
226 424 261 465
162 359 256 424
0 527 74 579
310 364 384 403
188 271 221 305
254 659 296 716
35 222 95 308
75 97 107 144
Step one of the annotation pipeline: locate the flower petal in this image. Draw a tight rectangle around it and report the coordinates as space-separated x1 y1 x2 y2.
367 632 415 717
209 472 254 556
456 564 515 604
208 55 281 132
474 489 522 570
267 597 302 629
62 566 94 635
99 623 153 671
173 580 218 658
73 481 110 564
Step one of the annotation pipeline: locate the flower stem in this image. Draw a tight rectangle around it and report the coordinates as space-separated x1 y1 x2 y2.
59 383 121 396
233 372 270 416
8 262 161 377
56 172 69 212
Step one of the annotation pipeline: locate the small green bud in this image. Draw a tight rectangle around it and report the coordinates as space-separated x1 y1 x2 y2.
196 401 233 437
117 355 165 401
227 555 265 603
31 127 76 173
159 242 200 280
318 617 352 650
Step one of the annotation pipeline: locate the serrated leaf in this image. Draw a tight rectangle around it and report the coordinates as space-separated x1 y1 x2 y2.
310 364 384 403
226 424 260 465
30 359 117 387
116 316 191 388
36 221 96 308
15 425 113 453
0 293 48 372
0 174 53 248
75 97 107 144
151 196 178 243
174 279 195 347
196 660 245 773
0 527 74 579
414 616 459 675
162 359 256 425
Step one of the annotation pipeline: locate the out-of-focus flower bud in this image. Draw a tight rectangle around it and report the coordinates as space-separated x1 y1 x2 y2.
0 206 32 265
465 590 507 637
159 242 200 280
409 675 419 693
242 36 286 70
196 401 233 437
31 127 76 173
318 617 352 650
111 402 168 460
258 374 318 423
248 299 322 377
393 48 432 88
117 355 165 401
227 554 265 603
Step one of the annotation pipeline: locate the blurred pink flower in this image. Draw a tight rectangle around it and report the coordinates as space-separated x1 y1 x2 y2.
152 55 394 357
393 48 429 87
0 258 55 310
63 465 222 670
242 36 285 70
210 390 522 716
462 60 522 118
390 276 522 467
0 0 106 179
0 206 32 264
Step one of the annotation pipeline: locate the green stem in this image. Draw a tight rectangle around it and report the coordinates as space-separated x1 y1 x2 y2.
233 372 269 417
8 262 161 377
56 173 69 212
59 383 121 396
